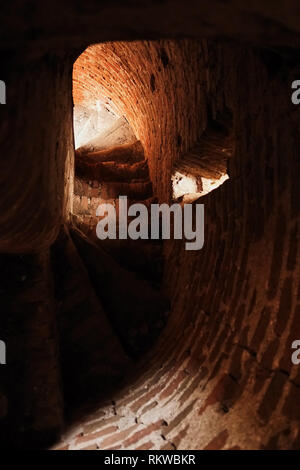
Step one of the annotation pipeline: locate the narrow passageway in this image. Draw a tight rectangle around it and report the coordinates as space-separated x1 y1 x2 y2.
70 45 169 363
52 40 300 450
1 3 300 451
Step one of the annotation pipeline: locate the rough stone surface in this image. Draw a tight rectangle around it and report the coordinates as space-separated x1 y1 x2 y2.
1 1 300 451
55 39 300 450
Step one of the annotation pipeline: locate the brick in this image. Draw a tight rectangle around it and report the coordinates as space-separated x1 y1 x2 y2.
100 425 138 448
75 425 119 445
123 420 165 447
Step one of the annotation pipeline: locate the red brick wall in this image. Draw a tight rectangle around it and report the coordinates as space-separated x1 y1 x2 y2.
73 40 207 202
0 55 74 253
56 40 300 450
2 14 300 448
161 42 300 449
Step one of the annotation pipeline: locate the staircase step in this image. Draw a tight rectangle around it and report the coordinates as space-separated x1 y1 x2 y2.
101 180 153 200
76 140 145 163
76 157 149 183
96 238 164 286
71 192 164 283
70 227 170 358
75 116 137 154
74 177 153 200
51 226 131 407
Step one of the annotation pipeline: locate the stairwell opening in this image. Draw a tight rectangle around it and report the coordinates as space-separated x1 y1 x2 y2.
70 43 169 366
172 111 234 203
52 38 300 451
57 39 240 446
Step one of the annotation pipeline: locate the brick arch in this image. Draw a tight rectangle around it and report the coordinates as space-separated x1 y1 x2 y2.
1 3 300 451
73 40 206 202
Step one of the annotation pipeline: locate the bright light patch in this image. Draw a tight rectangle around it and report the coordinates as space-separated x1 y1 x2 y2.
172 170 229 202
172 171 201 200
200 173 229 196
73 101 119 149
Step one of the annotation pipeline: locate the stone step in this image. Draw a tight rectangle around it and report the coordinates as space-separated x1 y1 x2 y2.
97 238 164 287
75 116 137 155
101 180 153 200
76 140 145 163
71 193 164 284
71 211 164 244
76 157 149 183
70 227 170 358
74 177 153 201
51 226 131 407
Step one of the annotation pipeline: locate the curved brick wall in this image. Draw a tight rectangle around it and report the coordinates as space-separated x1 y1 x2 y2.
73 40 207 202
54 40 300 450
1 1 300 450
0 56 74 253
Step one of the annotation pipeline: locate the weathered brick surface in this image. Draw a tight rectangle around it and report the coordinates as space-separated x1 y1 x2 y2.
56 39 300 451
0 55 74 253
73 41 207 203
2 4 300 451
